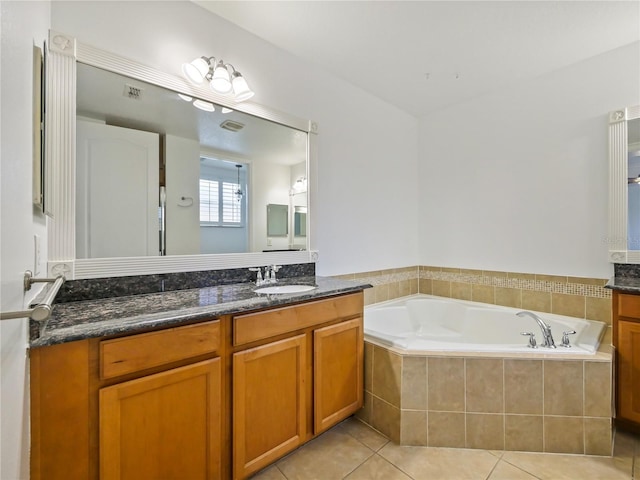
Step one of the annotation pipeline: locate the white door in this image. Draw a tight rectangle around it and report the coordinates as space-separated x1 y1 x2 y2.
76 120 160 258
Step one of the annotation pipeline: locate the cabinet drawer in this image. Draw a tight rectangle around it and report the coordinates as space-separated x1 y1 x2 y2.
234 293 362 346
100 320 220 379
618 294 640 319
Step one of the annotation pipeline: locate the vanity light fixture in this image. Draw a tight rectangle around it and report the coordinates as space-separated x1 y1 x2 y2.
182 55 255 102
235 164 243 202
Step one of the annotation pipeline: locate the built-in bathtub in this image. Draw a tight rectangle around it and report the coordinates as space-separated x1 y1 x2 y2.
358 294 614 456
365 294 605 354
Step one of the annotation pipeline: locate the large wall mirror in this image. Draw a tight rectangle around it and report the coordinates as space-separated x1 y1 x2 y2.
609 105 640 263
45 31 318 279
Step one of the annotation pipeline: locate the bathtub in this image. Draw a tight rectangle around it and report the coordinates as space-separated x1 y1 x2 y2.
364 294 606 354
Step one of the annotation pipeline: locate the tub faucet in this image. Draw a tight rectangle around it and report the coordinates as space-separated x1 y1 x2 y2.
516 311 556 348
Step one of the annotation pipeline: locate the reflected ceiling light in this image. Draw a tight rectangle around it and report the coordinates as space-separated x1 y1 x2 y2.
221 107 233 114
235 164 243 202
193 99 215 112
177 93 193 102
182 55 254 102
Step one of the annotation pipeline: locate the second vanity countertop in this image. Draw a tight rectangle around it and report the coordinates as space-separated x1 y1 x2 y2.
30 276 371 348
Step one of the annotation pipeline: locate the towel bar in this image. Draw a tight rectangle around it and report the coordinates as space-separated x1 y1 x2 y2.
0 270 65 321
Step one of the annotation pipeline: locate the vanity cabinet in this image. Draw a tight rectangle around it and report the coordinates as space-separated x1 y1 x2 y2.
231 294 364 479
612 291 640 432
30 291 364 480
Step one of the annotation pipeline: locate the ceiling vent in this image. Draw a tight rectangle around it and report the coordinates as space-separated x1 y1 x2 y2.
220 120 245 132
123 84 143 100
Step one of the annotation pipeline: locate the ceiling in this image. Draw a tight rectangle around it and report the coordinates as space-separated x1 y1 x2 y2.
195 1 640 118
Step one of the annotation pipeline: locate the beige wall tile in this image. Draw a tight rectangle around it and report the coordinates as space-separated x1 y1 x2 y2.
509 272 536 281
483 270 508 278
399 280 411 297
432 280 451 297
495 287 522 308
364 288 375 306
364 342 373 393
568 276 607 286
401 356 427 410
400 410 428 446
388 282 400 300
356 391 373 424
521 290 551 313
466 359 504 413
427 411 466 448
543 416 584 454
584 417 613 456
451 282 472 300
442 267 460 273
466 413 505 450
428 357 465 412
505 415 543 452
584 361 612 417
409 278 419 294
537 274 568 283
460 269 483 275
544 360 583 416
371 396 401 443
504 360 543 415
372 346 402 407
586 296 612 324
419 279 432 295
374 284 390 303
551 293 585 318
472 284 495 304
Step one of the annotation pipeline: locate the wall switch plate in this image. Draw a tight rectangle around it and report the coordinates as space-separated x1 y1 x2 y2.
267 238 272 246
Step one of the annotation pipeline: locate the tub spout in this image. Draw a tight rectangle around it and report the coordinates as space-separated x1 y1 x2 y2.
516 311 556 348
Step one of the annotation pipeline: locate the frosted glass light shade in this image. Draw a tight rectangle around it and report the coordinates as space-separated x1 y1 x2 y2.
182 57 209 84
232 72 254 101
210 62 232 94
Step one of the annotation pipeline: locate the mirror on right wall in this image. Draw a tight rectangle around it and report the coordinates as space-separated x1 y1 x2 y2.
609 105 640 263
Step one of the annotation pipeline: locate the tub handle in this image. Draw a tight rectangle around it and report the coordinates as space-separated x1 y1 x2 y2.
520 332 538 349
559 330 576 348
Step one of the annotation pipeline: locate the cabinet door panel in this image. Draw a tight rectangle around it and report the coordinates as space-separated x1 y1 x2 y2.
618 320 640 424
233 335 306 479
314 317 364 433
100 358 221 480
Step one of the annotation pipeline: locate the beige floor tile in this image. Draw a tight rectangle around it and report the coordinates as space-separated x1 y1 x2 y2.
249 465 287 479
487 460 538 480
378 443 499 479
502 451 633 480
337 417 389 452
344 454 412 480
276 428 374 480
613 429 637 461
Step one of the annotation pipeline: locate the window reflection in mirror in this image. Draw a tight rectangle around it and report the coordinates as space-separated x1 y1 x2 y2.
628 117 640 250
75 62 308 258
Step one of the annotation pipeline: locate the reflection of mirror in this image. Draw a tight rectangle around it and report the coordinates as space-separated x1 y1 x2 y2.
44 32 318 279
267 204 288 237
609 105 640 262
76 62 307 257
294 207 307 237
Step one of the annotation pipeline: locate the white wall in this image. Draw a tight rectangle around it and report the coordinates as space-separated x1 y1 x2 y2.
418 42 640 279
51 0 420 276
1 1 50 478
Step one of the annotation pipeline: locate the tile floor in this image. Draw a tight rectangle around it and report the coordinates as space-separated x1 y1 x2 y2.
251 417 639 480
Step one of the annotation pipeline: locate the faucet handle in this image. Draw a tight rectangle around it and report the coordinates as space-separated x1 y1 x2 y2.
559 330 576 348
520 332 538 348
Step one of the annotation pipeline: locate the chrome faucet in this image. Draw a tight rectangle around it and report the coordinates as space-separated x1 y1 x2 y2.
249 267 266 286
516 311 556 348
264 265 282 284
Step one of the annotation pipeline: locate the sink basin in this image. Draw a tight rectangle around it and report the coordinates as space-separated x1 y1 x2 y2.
254 285 317 295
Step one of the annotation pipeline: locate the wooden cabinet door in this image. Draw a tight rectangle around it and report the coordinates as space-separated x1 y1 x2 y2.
618 320 640 424
233 335 306 479
99 358 221 480
314 317 364 434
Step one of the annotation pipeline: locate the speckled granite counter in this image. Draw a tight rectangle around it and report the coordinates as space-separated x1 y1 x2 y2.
605 263 640 293
30 276 371 348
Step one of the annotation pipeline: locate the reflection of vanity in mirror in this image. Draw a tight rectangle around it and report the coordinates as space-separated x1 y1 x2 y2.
609 105 640 262
44 32 317 279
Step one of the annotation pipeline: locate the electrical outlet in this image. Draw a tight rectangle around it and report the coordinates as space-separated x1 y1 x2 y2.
34 234 41 275
267 238 272 246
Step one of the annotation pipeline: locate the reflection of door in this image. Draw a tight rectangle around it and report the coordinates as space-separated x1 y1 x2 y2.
76 121 159 258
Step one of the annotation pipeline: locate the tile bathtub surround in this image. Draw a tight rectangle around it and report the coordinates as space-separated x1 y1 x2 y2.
357 342 614 455
337 266 611 324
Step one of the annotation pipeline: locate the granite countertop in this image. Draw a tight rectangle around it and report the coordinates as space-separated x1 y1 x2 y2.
605 276 640 293
30 276 371 348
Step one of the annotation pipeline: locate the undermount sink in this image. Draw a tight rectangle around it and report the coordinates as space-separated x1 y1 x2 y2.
254 285 317 295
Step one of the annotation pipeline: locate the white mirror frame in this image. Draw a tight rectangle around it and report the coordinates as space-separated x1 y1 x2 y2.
45 30 318 279
609 104 640 263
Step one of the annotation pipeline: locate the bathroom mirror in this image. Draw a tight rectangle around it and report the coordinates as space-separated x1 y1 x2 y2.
608 105 640 263
266 204 288 237
44 31 317 279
